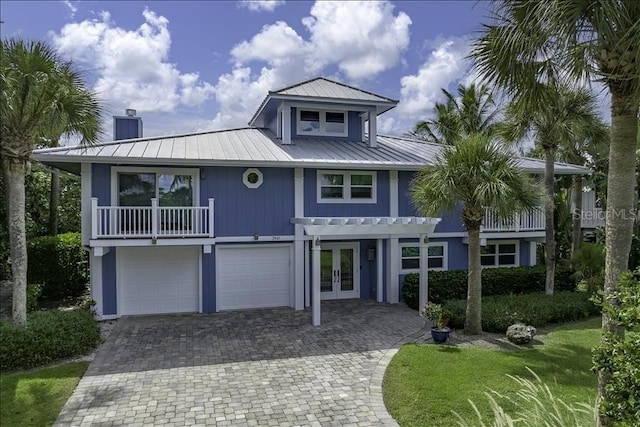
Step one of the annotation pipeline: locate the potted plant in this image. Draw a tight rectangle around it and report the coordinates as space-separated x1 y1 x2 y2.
422 302 451 343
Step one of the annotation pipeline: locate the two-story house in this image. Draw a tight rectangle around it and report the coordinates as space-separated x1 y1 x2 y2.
33 77 586 325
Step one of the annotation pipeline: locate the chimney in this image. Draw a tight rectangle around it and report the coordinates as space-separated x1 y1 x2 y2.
113 109 143 140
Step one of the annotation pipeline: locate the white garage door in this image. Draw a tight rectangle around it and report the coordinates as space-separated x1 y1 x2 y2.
217 245 291 310
118 246 199 315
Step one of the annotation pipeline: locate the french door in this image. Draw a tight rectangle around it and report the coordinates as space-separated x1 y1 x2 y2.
320 242 360 300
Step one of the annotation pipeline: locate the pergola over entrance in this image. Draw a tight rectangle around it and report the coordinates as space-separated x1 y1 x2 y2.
291 216 441 325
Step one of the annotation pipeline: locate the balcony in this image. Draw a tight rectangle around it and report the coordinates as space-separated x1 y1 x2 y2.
91 197 214 240
482 207 545 232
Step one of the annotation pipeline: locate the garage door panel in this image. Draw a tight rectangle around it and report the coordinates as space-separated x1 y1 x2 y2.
118 246 199 316
217 245 291 310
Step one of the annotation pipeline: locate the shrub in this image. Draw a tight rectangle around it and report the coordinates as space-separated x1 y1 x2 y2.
592 269 640 425
0 309 100 371
442 291 598 333
27 233 88 300
26 284 42 313
402 265 576 309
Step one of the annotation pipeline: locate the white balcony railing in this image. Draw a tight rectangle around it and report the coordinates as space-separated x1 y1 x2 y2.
91 197 214 239
482 207 545 232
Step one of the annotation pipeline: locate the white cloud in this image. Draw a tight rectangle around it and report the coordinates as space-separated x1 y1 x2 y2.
302 1 411 79
377 37 473 135
50 8 214 114
238 0 286 12
209 0 411 129
63 0 77 18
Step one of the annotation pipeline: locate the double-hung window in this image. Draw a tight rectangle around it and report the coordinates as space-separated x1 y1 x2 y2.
480 241 519 267
297 109 347 137
400 242 448 273
318 171 376 203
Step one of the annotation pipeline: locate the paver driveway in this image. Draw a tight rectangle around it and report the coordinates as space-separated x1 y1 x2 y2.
56 300 425 426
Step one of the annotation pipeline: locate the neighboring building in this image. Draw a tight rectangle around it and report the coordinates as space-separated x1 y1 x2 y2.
33 77 587 325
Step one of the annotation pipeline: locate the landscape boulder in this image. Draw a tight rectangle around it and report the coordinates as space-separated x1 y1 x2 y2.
506 323 537 345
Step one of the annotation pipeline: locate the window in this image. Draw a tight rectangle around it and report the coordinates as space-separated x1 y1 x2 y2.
400 242 448 273
317 171 376 203
480 241 519 267
297 109 347 136
242 168 264 189
118 172 194 207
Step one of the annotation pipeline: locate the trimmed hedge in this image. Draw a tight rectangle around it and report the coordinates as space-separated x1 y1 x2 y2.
442 291 599 333
27 233 88 300
0 309 100 371
402 265 576 309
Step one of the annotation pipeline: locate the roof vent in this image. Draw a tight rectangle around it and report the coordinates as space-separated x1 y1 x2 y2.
125 108 137 117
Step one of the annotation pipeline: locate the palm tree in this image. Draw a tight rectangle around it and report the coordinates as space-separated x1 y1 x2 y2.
0 39 101 324
558 122 609 255
410 83 499 144
411 134 540 334
499 86 606 294
472 1 639 423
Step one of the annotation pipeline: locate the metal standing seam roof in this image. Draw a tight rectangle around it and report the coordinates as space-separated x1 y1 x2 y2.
32 128 588 175
248 77 399 127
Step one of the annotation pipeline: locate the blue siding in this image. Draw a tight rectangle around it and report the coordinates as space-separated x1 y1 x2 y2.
291 108 362 141
359 240 376 299
91 164 111 205
304 169 390 217
114 117 141 140
520 240 531 266
200 166 295 237
202 251 215 312
399 170 467 233
102 250 117 315
447 238 468 270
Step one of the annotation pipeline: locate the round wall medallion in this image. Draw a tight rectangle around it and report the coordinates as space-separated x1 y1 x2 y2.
243 168 263 189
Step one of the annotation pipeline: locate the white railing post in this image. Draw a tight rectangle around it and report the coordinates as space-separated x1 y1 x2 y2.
208 198 215 238
151 198 158 240
91 198 98 239
515 212 520 232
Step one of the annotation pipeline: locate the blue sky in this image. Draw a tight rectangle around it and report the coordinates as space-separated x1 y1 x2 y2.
2 1 605 140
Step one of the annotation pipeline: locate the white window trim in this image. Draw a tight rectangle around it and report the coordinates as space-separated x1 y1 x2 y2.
481 240 520 268
110 166 200 207
399 241 448 273
242 168 264 189
317 170 377 204
297 108 348 137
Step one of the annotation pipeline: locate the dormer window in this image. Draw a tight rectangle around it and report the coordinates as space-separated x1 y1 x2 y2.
297 109 347 137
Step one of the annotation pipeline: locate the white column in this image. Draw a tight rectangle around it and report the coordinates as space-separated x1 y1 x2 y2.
376 238 384 302
81 163 92 246
294 168 304 310
368 108 377 148
304 239 310 307
419 234 429 314
282 103 292 145
276 106 282 138
90 253 103 319
91 198 98 240
312 237 321 326
388 238 400 303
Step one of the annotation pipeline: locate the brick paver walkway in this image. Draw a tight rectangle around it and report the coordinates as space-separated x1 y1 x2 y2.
56 300 424 426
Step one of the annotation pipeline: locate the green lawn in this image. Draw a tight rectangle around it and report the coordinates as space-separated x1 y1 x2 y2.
0 362 88 427
383 318 601 426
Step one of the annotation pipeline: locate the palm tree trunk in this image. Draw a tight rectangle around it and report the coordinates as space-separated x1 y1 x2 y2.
464 227 482 334
571 174 583 255
49 172 59 235
597 90 637 427
6 159 28 324
544 147 556 295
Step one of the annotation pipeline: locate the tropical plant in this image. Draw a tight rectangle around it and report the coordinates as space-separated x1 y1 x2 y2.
571 243 606 294
592 269 640 426
472 2 639 418
411 134 540 334
409 83 499 145
422 302 448 330
499 86 605 294
0 39 101 324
